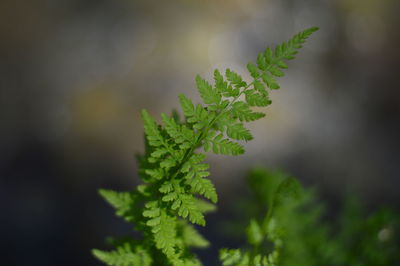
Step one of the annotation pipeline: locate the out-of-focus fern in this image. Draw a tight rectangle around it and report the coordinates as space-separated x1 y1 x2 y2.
92 27 318 265
336 199 400 265
224 167 400 266
219 169 302 266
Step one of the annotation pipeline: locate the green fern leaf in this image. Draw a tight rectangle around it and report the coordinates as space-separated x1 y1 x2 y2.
280 26 319 60
247 63 260 79
160 157 177 169
149 209 178 258
161 113 194 145
273 177 302 208
99 189 138 222
232 102 265 122
262 73 280 90
187 177 218 203
195 198 217 213
256 53 267 71
250 27 319 92
145 168 164 180
180 222 210 248
220 249 242 266
253 255 262 266
177 194 206 226
264 47 273 64
141 110 164 147
187 104 212 130
150 148 169 158
211 134 244 155
226 123 253 141
178 94 195 117
159 182 174 194
269 65 285 77
95 27 319 266
226 69 247 89
214 69 230 94
196 75 221 105
142 207 160 218
92 249 150 266
253 80 267 95
246 219 263 246
162 192 179 202
92 243 152 266
245 90 271 107
181 153 206 173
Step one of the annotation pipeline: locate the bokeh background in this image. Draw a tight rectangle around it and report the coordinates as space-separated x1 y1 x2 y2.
1 0 400 265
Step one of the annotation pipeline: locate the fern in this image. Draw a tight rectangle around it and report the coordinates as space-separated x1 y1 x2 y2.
219 173 301 266
225 167 400 266
93 27 318 265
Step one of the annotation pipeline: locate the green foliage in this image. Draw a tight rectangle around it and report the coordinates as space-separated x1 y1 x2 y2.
335 200 400 265
93 27 318 265
219 169 302 266
224 167 400 266
92 242 153 266
94 26 399 266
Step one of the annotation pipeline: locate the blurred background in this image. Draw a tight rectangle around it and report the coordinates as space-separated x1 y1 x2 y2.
1 0 400 265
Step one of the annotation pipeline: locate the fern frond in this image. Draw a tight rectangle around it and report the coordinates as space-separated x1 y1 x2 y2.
176 194 206 226
219 248 277 266
246 219 264 246
250 27 319 91
226 123 253 141
94 27 318 266
209 134 244 155
196 74 221 106
159 156 178 169
92 243 152 266
178 94 196 117
181 153 210 180
187 176 218 203
195 198 217 213
145 206 178 259
91 249 136 266
186 104 214 130
231 101 265 122
161 113 194 145
214 69 229 94
141 109 164 147
179 221 210 248
145 167 165 180
244 89 270 107
98 189 139 223
226 69 247 89
262 73 280 90
219 249 243 266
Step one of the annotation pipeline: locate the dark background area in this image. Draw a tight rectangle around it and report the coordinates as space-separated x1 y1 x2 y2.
1 0 400 265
